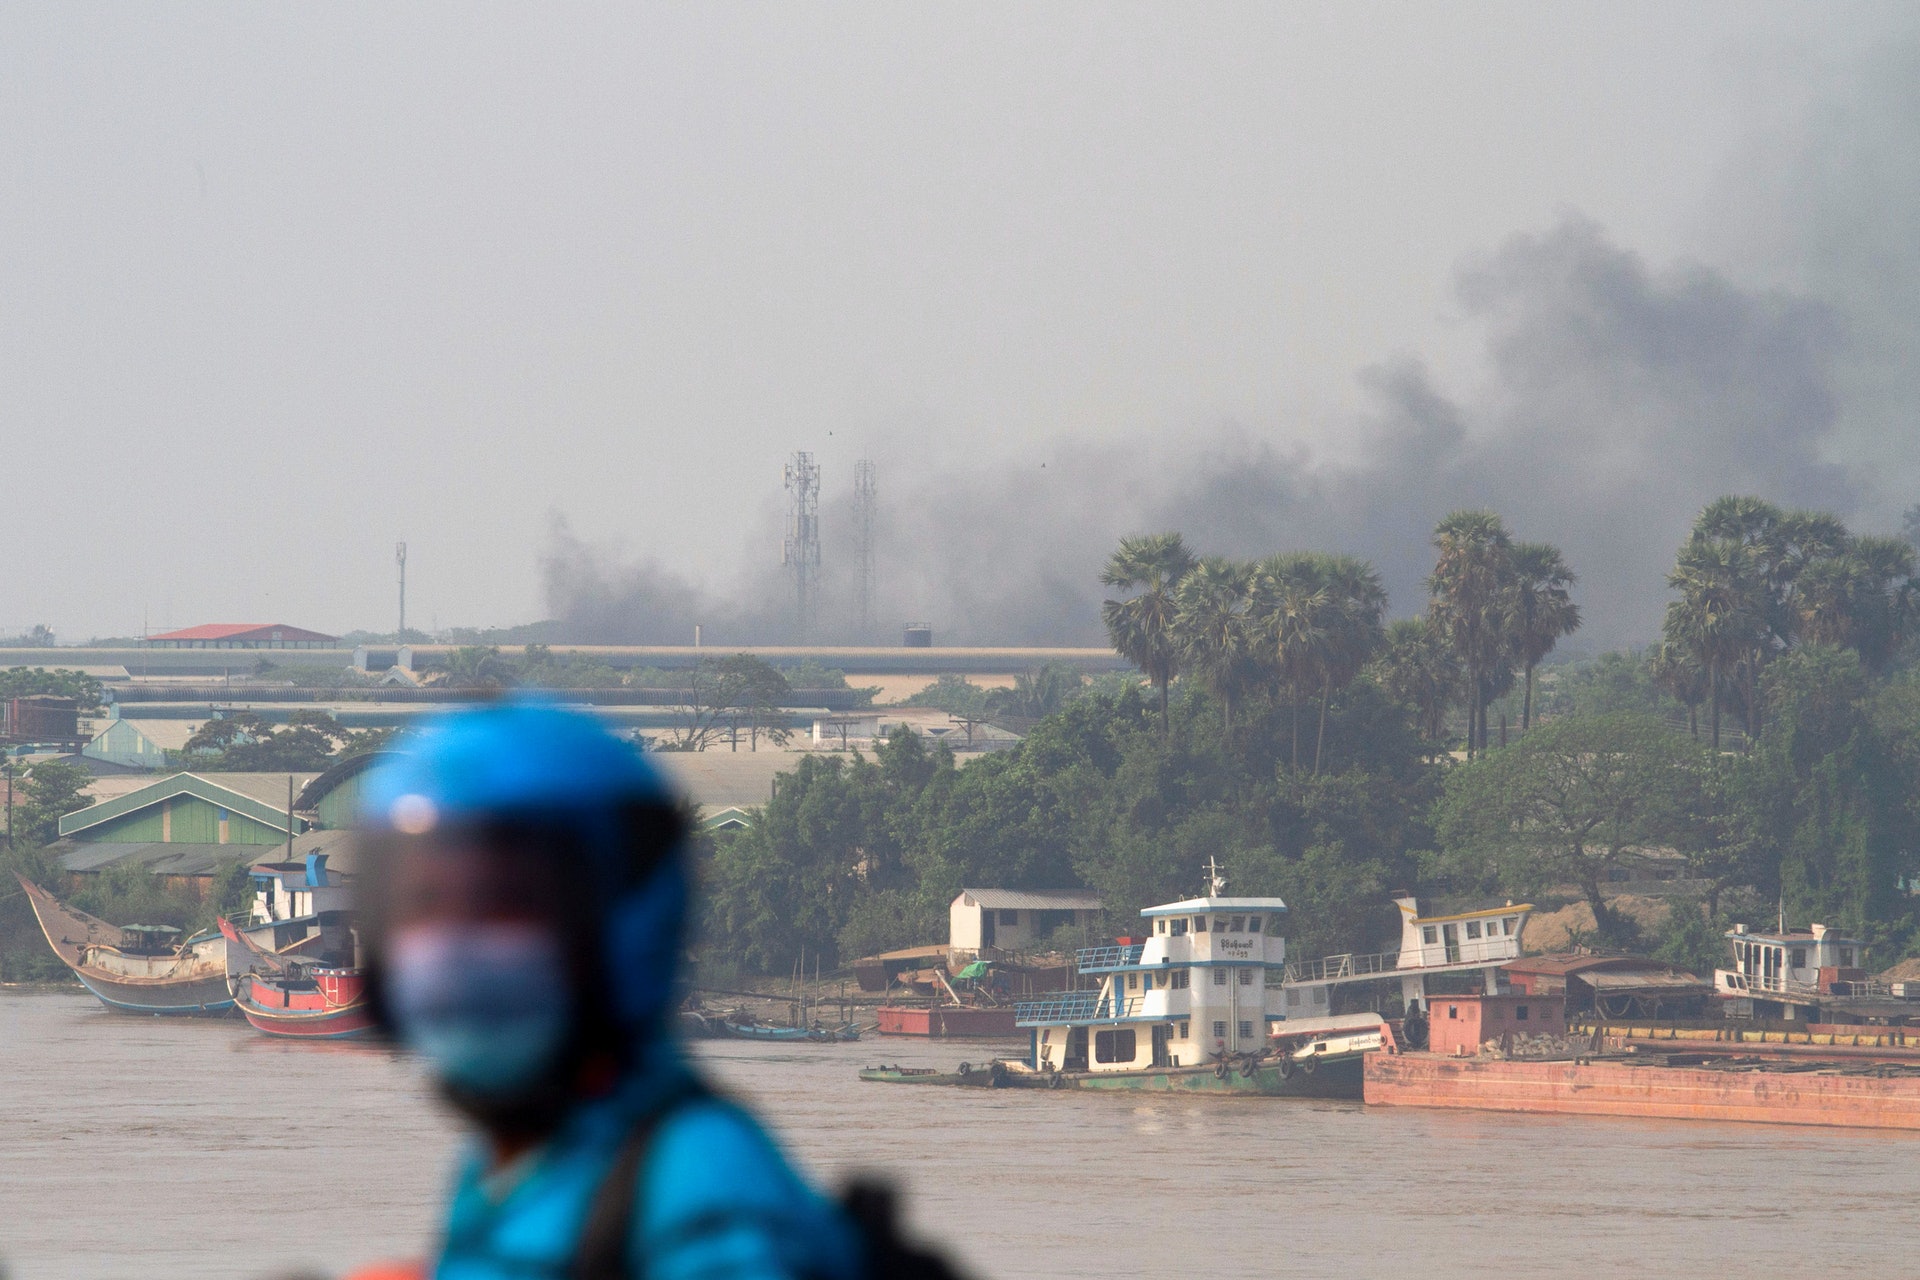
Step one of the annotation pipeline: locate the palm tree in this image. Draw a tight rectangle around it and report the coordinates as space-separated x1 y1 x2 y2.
1650 640 1708 738
1427 510 1515 757
1370 617 1462 744
1252 554 1330 774
1849 535 1919 675
1507 542 1581 731
1665 536 1763 751
1311 555 1387 773
1101 533 1197 733
1173 557 1255 736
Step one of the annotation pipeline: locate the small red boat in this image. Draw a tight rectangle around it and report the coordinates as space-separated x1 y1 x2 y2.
220 917 375 1040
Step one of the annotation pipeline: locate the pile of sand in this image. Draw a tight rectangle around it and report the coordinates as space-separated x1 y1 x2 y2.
1524 895 1675 951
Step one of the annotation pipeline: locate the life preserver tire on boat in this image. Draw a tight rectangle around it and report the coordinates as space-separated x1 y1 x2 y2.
1277 1057 1294 1079
958 1062 972 1077
1214 1062 1229 1080
1239 1056 1257 1078
1301 1055 1317 1075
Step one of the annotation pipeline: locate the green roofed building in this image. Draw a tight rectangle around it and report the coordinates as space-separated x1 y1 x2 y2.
58 772 319 847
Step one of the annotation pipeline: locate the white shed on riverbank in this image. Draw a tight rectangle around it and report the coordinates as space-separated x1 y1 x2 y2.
950 888 1103 960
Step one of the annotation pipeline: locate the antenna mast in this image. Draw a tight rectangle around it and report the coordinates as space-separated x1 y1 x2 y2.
783 452 821 641
854 458 877 636
396 541 408 639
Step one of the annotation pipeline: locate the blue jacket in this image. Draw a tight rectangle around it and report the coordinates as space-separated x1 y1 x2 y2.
433 1058 863 1280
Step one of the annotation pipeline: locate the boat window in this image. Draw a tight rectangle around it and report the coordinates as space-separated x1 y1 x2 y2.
1093 1029 1137 1063
1841 947 1856 967
1447 1005 1458 1019
1248 916 1263 933
1465 921 1482 939
1156 919 1167 934
1238 968 1254 985
1193 916 1207 932
1212 1021 1227 1041
1238 1021 1253 1040
1230 916 1245 932
1791 948 1807 969
1178 1020 1189 1039
1422 926 1437 945
1173 970 1190 989
1213 917 1228 932
1287 988 1301 1006
1127 973 1140 990
1516 1005 1530 1021
1212 968 1228 986
1170 919 1187 937
1312 987 1326 1005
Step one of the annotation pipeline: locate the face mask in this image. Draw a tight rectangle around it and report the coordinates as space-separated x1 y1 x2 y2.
385 923 575 1098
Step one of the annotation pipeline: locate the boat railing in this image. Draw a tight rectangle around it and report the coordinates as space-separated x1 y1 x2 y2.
1075 944 1145 973
1016 992 1101 1024
1718 970 1892 1000
1283 950 1401 984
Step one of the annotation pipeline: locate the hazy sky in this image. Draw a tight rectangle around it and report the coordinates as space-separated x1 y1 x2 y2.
2 4 1914 645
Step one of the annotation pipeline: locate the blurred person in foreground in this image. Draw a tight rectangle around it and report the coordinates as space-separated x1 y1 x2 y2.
347 703 918 1280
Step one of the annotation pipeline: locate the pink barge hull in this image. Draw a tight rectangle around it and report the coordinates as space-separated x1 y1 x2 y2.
1365 1052 1920 1131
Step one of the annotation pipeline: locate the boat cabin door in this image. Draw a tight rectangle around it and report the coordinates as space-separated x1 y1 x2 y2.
1065 1027 1089 1071
1151 1024 1170 1068
1442 923 1460 963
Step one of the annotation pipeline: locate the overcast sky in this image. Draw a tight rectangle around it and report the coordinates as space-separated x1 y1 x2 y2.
2 4 1914 645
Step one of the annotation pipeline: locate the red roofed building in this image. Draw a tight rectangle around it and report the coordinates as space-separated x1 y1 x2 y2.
144 623 339 650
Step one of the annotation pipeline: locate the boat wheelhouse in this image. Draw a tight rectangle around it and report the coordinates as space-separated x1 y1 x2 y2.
1714 922 1887 1022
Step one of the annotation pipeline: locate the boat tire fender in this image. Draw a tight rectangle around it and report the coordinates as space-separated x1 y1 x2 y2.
989 1062 1009 1087
1214 1062 1229 1080
1277 1057 1294 1079
1302 1056 1317 1076
1239 1057 1257 1078
958 1062 972 1077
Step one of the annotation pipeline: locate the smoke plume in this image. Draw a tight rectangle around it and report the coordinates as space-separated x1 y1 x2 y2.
543 211 1883 652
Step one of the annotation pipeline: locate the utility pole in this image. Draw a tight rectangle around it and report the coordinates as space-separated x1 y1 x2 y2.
396 541 409 639
783 452 821 641
854 458 877 637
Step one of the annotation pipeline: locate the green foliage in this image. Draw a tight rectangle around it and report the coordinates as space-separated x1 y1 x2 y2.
517 645 628 690
1436 713 1712 945
10 760 94 847
903 674 991 718
182 710 352 771
0 667 105 711
1651 901 1726 977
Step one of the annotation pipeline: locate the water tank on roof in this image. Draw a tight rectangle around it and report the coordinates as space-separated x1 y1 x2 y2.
903 624 933 648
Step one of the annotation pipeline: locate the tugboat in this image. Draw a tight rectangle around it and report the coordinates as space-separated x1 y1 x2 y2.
1006 863 1385 1096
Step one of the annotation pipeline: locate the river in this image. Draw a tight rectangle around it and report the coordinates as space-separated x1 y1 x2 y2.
6 988 1920 1278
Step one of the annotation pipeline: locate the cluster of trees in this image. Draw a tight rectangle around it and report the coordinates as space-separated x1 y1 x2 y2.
179 710 393 771
0 667 105 710
1659 498 1917 747
697 496 1920 979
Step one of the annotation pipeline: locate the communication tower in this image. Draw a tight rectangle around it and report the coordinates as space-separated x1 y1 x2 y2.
783 452 821 640
854 458 877 635
396 541 408 638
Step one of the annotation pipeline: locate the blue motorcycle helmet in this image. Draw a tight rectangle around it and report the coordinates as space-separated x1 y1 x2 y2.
355 703 689 1122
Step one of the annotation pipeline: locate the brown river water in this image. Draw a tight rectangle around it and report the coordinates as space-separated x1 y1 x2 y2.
7 987 1920 1279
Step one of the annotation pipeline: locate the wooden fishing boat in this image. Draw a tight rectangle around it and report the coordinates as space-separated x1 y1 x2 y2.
219 917 374 1040
16 875 234 1016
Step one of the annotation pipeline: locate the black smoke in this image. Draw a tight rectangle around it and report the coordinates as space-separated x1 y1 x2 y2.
542 213 1875 652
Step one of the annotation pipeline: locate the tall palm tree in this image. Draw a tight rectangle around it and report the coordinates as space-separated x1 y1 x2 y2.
1252 554 1330 774
1427 510 1515 758
1101 532 1196 733
1507 542 1582 731
1665 536 1763 751
1849 534 1920 675
1173 557 1255 736
1311 555 1387 773
1370 617 1462 744
1650 640 1707 738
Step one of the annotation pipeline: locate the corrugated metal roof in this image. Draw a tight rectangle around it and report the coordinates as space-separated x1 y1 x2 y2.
957 888 1103 911
1506 953 1663 978
56 842 254 877
146 623 338 643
